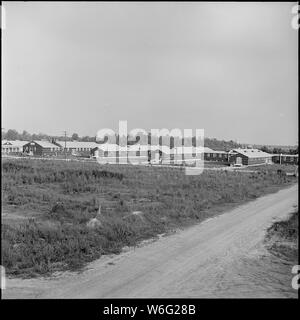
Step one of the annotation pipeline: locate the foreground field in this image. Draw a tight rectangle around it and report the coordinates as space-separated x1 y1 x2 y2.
1 158 298 277
3 184 298 298
265 209 298 264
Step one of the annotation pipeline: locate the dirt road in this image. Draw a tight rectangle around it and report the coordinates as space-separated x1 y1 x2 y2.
3 184 298 298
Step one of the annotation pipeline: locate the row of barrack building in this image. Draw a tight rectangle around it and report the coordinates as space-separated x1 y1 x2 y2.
2 139 298 166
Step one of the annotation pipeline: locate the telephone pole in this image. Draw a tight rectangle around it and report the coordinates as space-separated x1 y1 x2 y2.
63 131 67 160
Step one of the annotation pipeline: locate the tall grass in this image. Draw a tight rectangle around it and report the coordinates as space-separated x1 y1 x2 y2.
265 210 298 262
1 158 297 277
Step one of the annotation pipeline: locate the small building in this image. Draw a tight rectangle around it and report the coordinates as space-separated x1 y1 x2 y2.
272 154 298 165
92 144 158 164
204 148 229 163
126 145 204 165
54 141 99 156
92 144 124 163
92 144 222 165
228 148 272 166
23 141 61 156
2 140 29 154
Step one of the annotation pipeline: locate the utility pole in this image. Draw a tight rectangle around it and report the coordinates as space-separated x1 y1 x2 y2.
279 153 282 165
63 131 67 160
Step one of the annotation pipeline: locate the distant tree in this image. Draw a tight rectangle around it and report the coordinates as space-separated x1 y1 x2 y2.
204 137 241 151
5 129 19 140
36 132 49 140
273 147 283 154
260 146 269 153
71 133 79 141
81 136 90 142
21 130 31 141
32 133 39 141
289 147 298 155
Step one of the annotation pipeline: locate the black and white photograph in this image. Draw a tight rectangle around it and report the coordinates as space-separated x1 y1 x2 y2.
1 0 298 308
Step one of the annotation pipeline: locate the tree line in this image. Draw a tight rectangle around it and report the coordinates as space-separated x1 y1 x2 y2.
260 145 298 155
2 129 298 154
2 129 95 142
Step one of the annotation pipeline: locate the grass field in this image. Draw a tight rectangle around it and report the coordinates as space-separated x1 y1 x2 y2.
1 158 297 277
265 209 298 263
241 163 298 173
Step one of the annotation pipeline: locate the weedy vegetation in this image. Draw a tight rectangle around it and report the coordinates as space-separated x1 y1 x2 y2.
265 210 298 263
1 158 297 277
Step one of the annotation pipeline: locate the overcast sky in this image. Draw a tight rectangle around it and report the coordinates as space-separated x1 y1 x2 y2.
2 2 298 145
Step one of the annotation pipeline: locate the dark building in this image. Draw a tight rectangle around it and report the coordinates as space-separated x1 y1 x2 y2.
204 150 229 163
228 148 272 166
23 141 61 156
272 154 298 165
53 141 98 157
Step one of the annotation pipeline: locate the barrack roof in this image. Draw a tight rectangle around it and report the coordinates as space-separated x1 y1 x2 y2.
230 148 271 158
